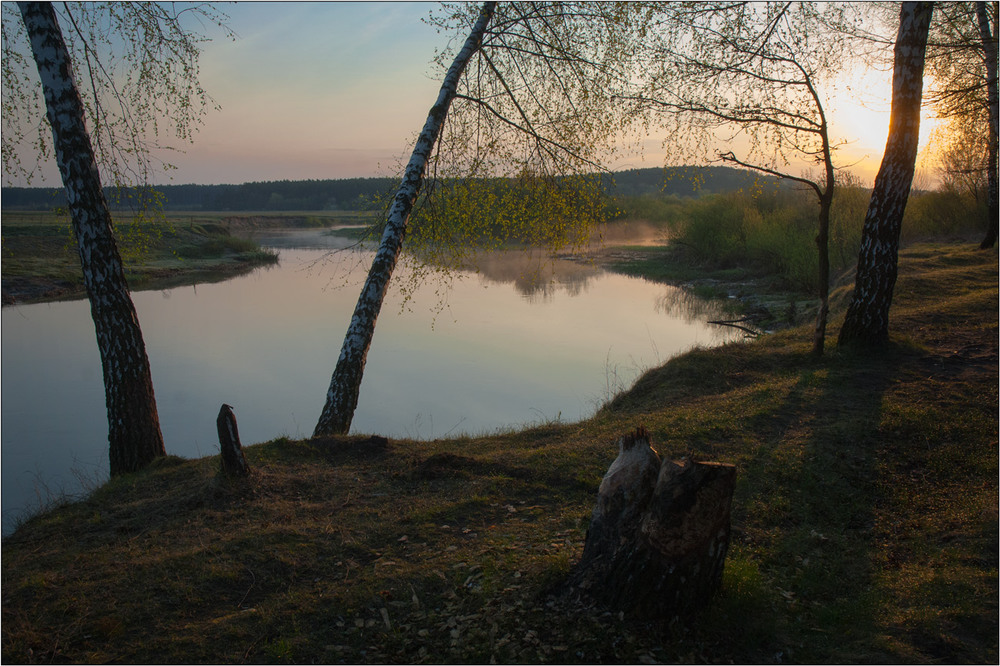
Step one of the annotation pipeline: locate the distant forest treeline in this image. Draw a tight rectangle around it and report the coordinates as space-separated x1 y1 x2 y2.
1 166 778 212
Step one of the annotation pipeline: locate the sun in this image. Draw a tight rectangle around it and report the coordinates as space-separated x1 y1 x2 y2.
826 66 946 185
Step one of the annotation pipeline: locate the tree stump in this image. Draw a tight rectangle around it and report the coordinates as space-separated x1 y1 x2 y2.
570 427 736 621
217 404 249 477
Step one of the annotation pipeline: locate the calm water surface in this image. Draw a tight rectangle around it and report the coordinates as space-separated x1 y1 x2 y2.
1 230 737 532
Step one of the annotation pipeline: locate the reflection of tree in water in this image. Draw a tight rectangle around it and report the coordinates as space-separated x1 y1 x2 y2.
654 285 730 324
466 249 602 302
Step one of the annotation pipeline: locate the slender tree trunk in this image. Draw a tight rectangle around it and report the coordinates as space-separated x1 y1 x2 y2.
314 2 496 436
838 2 933 348
977 1 999 249
813 193 832 356
20 2 165 474
806 76 837 356
812 107 836 357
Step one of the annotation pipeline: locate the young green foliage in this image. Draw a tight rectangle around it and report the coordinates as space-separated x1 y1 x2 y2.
2 2 231 189
316 2 652 435
400 2 651 261
625 2 864 355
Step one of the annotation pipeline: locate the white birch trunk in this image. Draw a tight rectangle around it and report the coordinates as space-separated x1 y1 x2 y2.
19 2 166 474
838 2 933 347
314 2 497 436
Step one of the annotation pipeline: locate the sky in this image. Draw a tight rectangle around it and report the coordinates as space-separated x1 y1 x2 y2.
155 2 448 185
6 1 944 189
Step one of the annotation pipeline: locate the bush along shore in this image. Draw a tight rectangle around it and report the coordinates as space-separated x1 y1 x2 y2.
2 239 997 664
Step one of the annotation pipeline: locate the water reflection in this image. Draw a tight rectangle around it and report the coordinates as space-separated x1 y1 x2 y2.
456 249 603 302
656 285 726 322
1 232 739 533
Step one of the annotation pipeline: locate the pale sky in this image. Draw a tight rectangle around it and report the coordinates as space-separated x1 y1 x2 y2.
9 1 943 188
157 1 447 185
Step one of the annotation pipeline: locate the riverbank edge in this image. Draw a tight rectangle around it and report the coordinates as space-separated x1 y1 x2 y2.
582 242 820 333
1 253 280 306
2 238 996 664
0 212 332 306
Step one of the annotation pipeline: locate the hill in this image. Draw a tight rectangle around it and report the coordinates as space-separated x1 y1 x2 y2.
0 166 776 212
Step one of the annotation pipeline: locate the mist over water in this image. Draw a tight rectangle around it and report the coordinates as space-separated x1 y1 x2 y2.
1 229 737 533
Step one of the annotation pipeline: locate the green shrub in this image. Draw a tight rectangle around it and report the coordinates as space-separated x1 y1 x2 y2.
902 188 989 240
644 172 986 294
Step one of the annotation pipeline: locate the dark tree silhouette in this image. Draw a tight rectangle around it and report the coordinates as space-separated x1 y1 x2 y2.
622 3 853 355
974 1 998 248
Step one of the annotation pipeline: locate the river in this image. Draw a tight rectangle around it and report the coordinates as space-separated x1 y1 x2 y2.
1 229 738 532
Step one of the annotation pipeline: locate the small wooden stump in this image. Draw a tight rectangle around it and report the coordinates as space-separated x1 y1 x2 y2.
217 403 249 477
570 427 736 621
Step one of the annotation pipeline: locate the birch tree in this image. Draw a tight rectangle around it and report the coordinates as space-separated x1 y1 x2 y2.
838 2 934 348
18 1 164 474
3 2 229 258
850 1 998 247
624 2 855 356
9 2 228 473
313 3 498 437
314 2 642 436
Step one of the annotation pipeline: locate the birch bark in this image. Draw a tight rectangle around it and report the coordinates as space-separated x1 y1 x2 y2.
19 2 165 474
837 2 933 348
314 2 497 436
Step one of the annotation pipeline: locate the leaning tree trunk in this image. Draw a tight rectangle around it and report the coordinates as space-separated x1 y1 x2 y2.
20 2 165 475
313 2 497 436
569 428 737 621
976 0 999 249
838 2 933 348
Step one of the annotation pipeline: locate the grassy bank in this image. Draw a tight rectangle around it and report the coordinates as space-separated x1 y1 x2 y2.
0 211 366 305
2 240 997 664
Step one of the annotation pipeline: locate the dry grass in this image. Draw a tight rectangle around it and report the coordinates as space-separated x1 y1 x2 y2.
1 211 278 305
2 240 996 663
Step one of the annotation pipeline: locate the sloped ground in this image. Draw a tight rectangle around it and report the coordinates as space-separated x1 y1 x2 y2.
2 241 996 664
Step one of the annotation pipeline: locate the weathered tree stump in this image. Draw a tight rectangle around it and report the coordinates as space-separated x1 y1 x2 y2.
570 427 736 621
217 403 249 477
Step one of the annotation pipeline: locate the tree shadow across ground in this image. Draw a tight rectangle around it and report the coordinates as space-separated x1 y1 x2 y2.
728 344 906 662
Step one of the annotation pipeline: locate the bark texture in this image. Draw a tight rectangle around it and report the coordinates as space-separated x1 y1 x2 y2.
977 1 999 249
838 2 933 348
569 428 736 621
19 2 165 475
217 404 249 477
314 2 497 437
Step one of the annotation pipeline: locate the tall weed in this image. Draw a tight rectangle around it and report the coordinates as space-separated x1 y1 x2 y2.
670 189 820 290
656 173 986 294
902 187 990 240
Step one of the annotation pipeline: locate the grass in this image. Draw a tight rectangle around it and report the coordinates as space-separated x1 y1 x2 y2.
1 210 289 304
1 240 997 663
